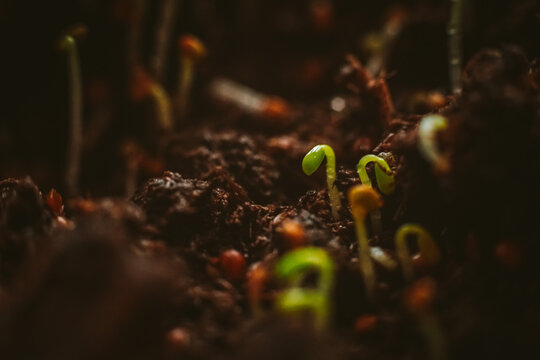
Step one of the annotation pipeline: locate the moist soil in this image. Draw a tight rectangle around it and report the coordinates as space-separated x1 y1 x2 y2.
0 1 539 360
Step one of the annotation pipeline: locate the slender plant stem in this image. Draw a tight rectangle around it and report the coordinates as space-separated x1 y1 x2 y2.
419 313 448 360
177 57 193 119
323 148 341 219
395 229 414 282
150 84 173 131
125 154 138 198
355 219 376 301
448 0 464 94
369 210 382 236
65 39 83 198
152 0 181 82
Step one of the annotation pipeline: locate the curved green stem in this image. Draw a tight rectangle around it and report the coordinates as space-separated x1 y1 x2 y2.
357 154 395 234
418 114 449 172
302 145 341 219
395 224 440 282
357 154 395 195
61 36 83 198
150 83 173 131
275 247 334 329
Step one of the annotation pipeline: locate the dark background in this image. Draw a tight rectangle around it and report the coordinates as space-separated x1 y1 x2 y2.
0 0 538 194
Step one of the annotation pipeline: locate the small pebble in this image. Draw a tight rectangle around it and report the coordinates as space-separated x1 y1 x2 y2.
219 249 246 282
46 189 63 215
278 219 307 249
166 327 190 351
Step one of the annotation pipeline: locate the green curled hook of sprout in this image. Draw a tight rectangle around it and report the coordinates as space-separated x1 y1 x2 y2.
395 224 441 282
357 154 396 196
356 154 395 235
275 247 335 329
418 114 449 173
302 145 341 219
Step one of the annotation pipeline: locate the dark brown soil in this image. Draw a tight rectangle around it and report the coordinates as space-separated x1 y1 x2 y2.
1 1 539 359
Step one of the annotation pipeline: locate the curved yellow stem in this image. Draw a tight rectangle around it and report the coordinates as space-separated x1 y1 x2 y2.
395 224 440 281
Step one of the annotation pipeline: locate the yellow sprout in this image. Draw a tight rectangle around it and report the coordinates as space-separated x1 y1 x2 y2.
348 185 383 300
395 224 441 281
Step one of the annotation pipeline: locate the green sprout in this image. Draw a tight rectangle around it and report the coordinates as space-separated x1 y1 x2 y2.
58 26 86 198
302 145 341 219
395 224 441 282
131 66 174 135
177 35 206 119
357 154 395 195
151 0 180 82
448 0 464 94
348 185 383 301
357 154 395 234
275 247 335 329
150 83 173 132
418 114 449 173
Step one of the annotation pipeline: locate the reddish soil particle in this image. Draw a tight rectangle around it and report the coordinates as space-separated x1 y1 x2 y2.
165 327 191 351
1 2 540 359
354 314 378 333
404 277 437 314
246 262 269 308
277 219 307 249
219 249 247 282
45 189 63 216
494 242 522 269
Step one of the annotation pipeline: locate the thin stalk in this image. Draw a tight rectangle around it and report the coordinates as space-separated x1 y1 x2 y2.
177 57 193 119
323 148 341 219
150 83 173 131
348 185 383 301
448 0 464 95
125 157 138 198
369 210 382 236
64 37 83 198
355 217 376 301
152 0 181 82
419 313 448 360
